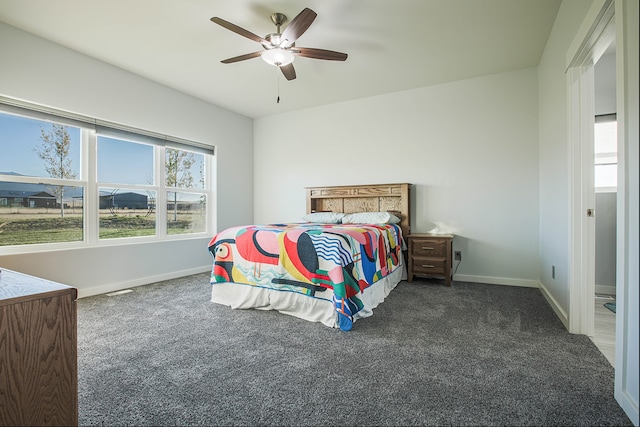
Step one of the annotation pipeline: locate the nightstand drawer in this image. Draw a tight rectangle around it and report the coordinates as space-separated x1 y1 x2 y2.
411 239 447 257
411 258 446 275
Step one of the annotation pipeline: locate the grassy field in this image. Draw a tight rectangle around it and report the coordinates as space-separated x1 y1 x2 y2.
0 214 84 245
99 214 156 239
0 208 205 246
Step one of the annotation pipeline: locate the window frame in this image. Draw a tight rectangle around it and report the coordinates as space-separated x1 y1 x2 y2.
594 113 617 194
0 97 215 254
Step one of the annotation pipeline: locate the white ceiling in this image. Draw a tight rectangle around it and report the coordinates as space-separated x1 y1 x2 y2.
0 0 561 119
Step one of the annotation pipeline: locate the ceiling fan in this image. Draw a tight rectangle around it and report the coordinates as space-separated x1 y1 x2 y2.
210 7 348 81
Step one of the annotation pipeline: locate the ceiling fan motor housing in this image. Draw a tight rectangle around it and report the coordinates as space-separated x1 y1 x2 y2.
263 33 295 50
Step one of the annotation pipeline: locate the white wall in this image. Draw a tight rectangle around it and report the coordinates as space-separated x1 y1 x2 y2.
254 68 540 286
596 52 617 115
596 192 617 293
537 0 593 314
0 22 254 296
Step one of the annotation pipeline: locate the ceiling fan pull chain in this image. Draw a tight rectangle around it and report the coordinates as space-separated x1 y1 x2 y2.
277 68 281 103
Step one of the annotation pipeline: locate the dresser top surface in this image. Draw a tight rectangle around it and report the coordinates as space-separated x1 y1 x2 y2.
0 268 76 304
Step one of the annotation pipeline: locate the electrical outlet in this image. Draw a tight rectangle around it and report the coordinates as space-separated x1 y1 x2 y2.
454 251 461 261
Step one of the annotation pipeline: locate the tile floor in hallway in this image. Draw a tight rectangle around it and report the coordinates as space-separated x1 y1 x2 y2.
591 294 616 366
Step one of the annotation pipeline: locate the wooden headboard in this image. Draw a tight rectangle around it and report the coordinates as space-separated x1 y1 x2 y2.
306 183 411 238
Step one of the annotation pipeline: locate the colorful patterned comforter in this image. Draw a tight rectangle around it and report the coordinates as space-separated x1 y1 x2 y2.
208 223 404 331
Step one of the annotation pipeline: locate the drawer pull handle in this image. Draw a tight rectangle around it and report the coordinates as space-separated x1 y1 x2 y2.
421 264 435 268
421 247 435 250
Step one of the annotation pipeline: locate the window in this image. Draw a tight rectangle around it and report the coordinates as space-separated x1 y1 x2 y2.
0 112 84 246
0 99 215 250
97 136 157 240
98 136 154 185
165 148 207 235
0 113 81 179
594 114 617 191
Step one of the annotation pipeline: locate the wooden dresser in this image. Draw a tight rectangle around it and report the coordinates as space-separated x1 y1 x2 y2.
0 268 78 426
407 234 454 286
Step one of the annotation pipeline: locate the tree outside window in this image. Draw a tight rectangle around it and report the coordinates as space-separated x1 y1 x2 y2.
33 123 77 217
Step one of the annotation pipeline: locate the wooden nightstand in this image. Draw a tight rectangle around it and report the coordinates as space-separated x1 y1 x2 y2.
407 234 454 286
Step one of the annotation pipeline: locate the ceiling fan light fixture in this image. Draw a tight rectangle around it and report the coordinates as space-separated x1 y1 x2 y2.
261 48 295 66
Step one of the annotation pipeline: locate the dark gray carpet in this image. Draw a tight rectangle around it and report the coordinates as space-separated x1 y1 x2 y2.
77 273 631 426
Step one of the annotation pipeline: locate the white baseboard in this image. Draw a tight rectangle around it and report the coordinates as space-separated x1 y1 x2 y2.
453 274 539 288
538 280 569 330
616 381 640 427
77 265 211 298
595 284 616 296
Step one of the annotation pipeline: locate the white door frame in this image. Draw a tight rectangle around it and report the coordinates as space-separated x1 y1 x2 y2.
567 2 639 423
566 0 616 336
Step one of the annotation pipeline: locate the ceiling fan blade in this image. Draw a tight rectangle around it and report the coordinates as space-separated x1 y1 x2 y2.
280 8 317 45
210 17 266 44
279 63 296 81
220 51 263 64
293 47 348 61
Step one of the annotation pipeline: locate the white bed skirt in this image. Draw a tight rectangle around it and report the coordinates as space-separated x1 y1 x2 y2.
210 259 406 328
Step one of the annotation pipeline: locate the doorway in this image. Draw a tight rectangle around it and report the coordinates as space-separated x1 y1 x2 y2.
566 0 616 337
591 43 617 365
567 1 637 424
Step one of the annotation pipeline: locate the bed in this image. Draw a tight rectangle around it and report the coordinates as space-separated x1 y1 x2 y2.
208 183 412 331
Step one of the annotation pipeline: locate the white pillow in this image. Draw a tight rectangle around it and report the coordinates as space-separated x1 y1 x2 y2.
341 211 402 224
302 212 345 224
